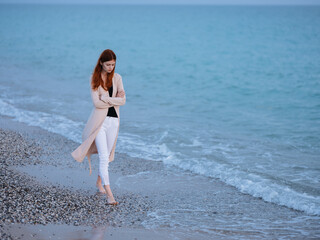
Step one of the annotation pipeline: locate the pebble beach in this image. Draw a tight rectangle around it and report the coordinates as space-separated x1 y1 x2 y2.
0 115 171 239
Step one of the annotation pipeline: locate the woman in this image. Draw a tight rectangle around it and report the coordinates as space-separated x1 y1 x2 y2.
71 49 126 205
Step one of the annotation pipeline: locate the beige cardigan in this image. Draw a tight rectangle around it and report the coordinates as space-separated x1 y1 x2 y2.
71 73 126 175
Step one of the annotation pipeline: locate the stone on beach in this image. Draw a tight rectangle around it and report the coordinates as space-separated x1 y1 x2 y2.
0 128 152 239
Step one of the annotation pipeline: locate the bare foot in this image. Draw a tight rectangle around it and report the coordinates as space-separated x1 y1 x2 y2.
104 185 118 205
107 196 118 205
96 175 106 193
96 182 106 194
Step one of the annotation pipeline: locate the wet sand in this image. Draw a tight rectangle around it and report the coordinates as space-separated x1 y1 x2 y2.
0 115 319 239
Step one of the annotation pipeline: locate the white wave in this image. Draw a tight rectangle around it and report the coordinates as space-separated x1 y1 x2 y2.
179 137 202 147
116 132 176 162
1 97 319 216
0 99 84 143
163 155 320 216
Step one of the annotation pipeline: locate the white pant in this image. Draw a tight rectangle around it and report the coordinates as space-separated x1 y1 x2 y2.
95 116 119 186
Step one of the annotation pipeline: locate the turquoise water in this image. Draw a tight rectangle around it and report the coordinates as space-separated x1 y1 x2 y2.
0 4 320 216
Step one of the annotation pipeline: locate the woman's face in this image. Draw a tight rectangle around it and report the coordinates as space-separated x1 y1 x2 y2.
101 59 116 73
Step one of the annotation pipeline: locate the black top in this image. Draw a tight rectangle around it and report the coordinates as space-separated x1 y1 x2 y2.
106 85 118 118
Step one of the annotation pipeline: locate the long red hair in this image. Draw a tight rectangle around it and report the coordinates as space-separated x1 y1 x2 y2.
91 49 117 91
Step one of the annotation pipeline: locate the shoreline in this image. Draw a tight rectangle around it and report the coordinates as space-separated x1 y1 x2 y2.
0 115 319 239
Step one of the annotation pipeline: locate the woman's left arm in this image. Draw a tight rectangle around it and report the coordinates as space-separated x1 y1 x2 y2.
101 75 126 106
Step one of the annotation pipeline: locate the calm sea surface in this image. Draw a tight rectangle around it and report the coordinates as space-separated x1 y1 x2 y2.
0 4 319 219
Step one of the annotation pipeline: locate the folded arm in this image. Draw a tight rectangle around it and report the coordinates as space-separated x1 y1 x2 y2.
101 92 126 106
100 76 126 106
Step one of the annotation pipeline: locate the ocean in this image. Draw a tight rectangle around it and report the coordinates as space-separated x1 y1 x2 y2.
0 3 319 226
